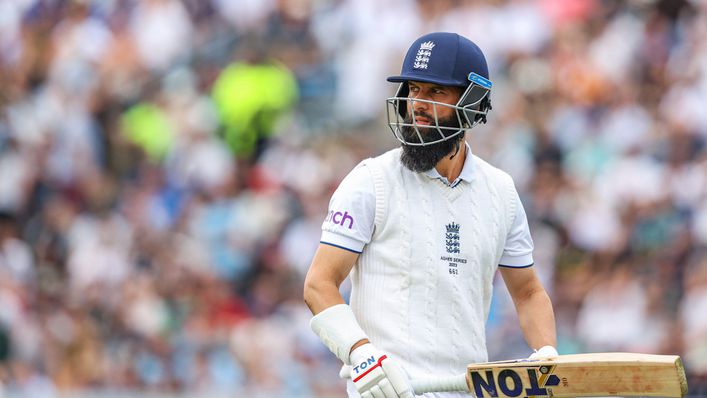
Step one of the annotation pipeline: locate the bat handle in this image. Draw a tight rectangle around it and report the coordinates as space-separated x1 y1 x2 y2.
410 373 468 394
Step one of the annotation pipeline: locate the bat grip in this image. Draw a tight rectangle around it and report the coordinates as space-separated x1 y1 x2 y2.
410 373 468 394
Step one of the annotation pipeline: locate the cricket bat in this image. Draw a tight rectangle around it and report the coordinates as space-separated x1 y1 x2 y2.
409 353 688 397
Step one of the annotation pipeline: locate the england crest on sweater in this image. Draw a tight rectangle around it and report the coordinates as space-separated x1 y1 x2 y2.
442 222 466 275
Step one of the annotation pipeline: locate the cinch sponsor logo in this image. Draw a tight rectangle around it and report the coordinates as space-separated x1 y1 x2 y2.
469 366 561 398
325 210 354 229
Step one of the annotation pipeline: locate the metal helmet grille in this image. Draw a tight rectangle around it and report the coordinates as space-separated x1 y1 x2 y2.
385 81 491 146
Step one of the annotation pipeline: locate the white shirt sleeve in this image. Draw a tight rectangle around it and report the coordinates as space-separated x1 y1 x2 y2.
499 191 534 268
320 163 376 253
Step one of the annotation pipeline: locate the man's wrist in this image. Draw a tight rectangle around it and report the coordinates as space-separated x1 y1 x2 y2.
350 338 370 354
310 304 369 364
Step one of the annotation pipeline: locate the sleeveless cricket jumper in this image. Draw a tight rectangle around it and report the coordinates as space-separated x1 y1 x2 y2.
350 148 517 390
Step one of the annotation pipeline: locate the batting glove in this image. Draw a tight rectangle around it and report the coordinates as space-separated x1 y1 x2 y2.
349 343 414 398
528 345 558 360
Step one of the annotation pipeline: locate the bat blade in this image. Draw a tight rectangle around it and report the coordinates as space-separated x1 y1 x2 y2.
462 353 688 398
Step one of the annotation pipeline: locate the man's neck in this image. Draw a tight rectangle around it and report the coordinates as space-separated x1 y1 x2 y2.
434 141 466 184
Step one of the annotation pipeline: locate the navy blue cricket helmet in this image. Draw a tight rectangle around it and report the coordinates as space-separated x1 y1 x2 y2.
386 32 493 146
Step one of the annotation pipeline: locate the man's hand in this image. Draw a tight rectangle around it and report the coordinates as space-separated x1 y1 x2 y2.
528 345 558 360
349 343 414 398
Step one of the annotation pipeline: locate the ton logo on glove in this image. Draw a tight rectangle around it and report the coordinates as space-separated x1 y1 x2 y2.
353 354 384 377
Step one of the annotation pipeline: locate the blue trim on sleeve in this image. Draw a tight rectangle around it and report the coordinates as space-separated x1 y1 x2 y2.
320 241 362 254
498 263 534 269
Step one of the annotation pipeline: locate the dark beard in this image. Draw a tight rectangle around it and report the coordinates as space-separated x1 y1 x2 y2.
399 114 463 172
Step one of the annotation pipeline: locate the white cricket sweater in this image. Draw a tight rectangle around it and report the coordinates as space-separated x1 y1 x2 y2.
348 147 518 380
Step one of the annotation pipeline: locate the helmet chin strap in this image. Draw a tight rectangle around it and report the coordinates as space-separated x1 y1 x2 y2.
448 137 462 160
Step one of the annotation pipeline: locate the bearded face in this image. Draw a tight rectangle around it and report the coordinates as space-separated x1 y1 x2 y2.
399 113 463 172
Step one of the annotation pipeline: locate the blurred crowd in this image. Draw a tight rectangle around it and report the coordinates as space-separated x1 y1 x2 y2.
0 0 706 396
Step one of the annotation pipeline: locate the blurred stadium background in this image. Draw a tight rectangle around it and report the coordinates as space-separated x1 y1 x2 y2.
0 0 706 397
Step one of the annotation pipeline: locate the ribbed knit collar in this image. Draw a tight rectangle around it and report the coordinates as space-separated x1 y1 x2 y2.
423 141 475 187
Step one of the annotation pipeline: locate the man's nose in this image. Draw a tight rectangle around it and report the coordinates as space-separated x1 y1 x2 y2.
411 96 432 116
413 98 429 112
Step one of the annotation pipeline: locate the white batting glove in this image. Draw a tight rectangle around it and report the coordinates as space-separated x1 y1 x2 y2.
349 343 414 398
528 345 558 360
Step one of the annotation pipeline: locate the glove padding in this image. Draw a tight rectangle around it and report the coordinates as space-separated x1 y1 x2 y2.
528 345 558 360
349 344 414 398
